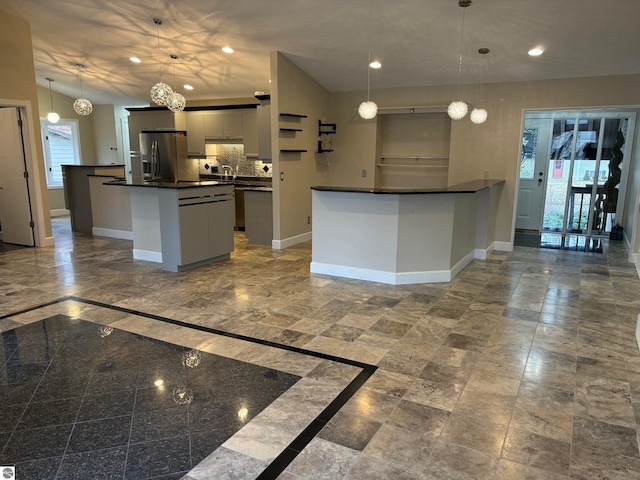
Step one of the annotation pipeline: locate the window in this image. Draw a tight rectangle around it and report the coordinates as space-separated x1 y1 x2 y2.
41 119 80 187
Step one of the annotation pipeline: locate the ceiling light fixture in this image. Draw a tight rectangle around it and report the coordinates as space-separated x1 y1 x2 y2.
130 57 141 63
183 84 194 90
166 54 186 112
528 47 544 56
470 47 488 124
447 0 471 120
222 46 234 54
45 77 59 123
369 60 382 69
149 18 174 106
358 52 378 119
73 64 93 116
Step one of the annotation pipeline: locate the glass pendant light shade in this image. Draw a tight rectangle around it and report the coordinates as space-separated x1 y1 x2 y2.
447 101 468 120
167 91 186 112
47 111 60 123
150 82 173 106
73 64 93 115
358 100 378 120
73 97 93 115
470 107 488 124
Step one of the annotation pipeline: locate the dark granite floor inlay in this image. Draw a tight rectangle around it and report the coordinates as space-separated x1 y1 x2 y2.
0 315 300 480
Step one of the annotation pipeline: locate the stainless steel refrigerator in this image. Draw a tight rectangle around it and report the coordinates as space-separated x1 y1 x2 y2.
138 130 199 183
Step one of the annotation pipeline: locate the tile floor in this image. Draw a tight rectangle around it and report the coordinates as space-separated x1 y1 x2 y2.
1 216 640 479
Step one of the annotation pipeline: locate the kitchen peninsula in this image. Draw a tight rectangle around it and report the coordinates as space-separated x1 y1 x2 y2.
107 180 234 272
310 179 504 285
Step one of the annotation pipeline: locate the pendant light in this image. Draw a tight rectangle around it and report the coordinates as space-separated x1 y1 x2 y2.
469 47 489 124
45 78 60 123
358 52 378 120
73 64 93 115
149 18 173 106
358 0 378 120
166 54 186 112
448 0 471 120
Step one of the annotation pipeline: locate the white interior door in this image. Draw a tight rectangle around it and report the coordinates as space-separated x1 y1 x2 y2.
0 107 35 246
516 118 552 231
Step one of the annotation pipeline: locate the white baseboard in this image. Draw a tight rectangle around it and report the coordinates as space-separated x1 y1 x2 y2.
133 249 162 263
310 262 454 284
494 241 513 252
92 227 133 240
49 209 70 217
272 231 312 250
474 241 496 260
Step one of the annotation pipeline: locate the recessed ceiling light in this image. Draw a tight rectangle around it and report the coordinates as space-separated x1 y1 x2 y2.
528 47 544 56
222 46 234 54
183 84 194 90
369 60 382 69
130 57 141 63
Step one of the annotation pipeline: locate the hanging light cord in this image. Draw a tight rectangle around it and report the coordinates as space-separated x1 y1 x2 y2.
455 2 468 95
367 52 372 101
171 54 178 89
78 66 85 97
48 79 54 110
154 18 163 78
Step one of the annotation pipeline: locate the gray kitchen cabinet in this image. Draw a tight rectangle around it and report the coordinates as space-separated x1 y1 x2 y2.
185 113 205 154
244 189 273 246
178 203 210 265
243 110 258 156
208 198 235 257
204 111 243 139
158 184 235 272
257 99 272 160
128 110 175 153
128 114 142 152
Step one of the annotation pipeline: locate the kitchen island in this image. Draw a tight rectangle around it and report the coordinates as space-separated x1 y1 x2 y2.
107 180 234 272
310 179 504 284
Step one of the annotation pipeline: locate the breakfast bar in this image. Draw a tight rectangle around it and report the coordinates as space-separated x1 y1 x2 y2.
310 179 504 284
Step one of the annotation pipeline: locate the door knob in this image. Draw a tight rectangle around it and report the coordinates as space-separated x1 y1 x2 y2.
538 178 543 184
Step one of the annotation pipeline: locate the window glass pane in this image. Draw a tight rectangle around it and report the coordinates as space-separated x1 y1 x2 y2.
42 121 79 187
520 127 537 179
543 120 574 232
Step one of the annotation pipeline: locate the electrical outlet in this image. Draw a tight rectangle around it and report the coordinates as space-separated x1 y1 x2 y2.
362 169 367 178
307 216 311 224
483 170 489 179
280 172 284 181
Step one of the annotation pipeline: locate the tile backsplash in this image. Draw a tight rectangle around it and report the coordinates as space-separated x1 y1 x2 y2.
198 144 272 177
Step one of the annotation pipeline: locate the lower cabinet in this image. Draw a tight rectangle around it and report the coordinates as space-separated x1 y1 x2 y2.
158 185 234 271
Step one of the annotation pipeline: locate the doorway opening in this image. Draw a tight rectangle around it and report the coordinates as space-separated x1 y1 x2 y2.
515 110 637 252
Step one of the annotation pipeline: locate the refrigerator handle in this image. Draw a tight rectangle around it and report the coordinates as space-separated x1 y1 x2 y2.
151 140 159 177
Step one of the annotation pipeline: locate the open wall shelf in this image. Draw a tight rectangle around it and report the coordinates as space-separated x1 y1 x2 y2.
279 113 308 118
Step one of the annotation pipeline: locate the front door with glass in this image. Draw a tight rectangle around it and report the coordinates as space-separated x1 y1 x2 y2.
517 111 635 250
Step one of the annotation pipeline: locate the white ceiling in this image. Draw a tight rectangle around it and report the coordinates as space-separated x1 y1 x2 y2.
2 0 640 107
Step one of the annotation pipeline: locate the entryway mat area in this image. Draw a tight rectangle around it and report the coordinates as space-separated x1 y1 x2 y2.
0 298 376 480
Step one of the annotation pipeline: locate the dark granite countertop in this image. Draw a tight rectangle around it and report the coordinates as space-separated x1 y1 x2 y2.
311 179 504 195
105 179 234 189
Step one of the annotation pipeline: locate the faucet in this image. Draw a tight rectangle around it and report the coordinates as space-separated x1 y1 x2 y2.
221 164 236 180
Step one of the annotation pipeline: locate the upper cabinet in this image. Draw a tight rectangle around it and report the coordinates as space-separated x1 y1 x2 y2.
203 111 243 139
127 110 175 152
186 113 206 155
256 98 271 161
243 110 258 156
